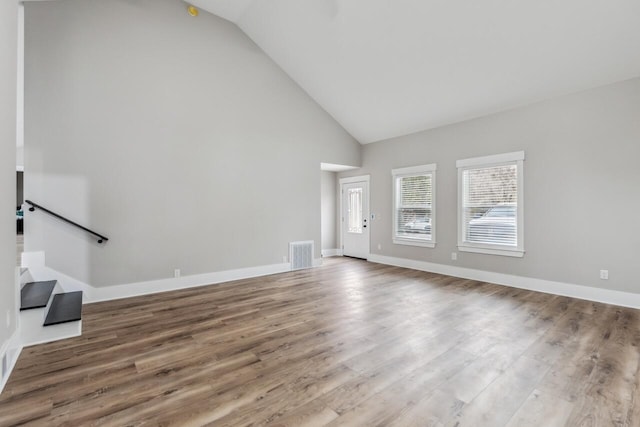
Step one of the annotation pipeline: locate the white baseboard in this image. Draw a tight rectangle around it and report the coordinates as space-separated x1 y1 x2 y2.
0 329 23 394
322 248 343 257
89 262 293 303
367 254 640 310
24 248 640 310
22 251 337 303
23 251 295 303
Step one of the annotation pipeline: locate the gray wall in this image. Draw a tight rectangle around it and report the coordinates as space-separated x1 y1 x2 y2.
24 0 360 287
341 78 640 294
0 0 18 352
320 171 337 251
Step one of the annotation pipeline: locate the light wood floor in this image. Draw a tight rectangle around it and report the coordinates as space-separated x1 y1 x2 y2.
1 258 639 426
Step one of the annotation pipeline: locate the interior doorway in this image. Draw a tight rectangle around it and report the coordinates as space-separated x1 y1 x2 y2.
16 169 23 266
340 176 370 259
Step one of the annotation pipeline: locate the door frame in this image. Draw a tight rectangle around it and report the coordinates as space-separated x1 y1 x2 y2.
338 175 370 259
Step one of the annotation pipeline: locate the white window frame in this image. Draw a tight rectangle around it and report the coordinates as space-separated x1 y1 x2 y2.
392 164 437 248
457 151 524 257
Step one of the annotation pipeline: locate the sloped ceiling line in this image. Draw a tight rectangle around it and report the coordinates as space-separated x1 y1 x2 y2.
190 1 640 144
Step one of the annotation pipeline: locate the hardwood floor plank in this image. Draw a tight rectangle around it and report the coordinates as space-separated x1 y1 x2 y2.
323 347 475 421
505 389 574 427
451 355 551 426
265 400 339 427
213 364 358 426
387 388 463 427
564 307 640 426
0 396 52 426
626 354 640 427
1 257 639 426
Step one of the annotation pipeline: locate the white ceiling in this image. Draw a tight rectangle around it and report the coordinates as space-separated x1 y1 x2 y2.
193 0 640 143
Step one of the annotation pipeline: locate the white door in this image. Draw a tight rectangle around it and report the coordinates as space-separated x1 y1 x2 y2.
342 180 370 259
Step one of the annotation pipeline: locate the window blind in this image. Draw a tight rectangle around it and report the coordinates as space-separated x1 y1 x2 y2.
395 174 432 240
462 164 517 246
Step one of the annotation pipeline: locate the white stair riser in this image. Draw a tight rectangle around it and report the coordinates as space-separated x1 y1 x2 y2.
20 282 81 346
20 318 81 347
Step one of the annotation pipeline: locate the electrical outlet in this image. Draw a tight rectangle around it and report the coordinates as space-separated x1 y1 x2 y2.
451 252 457 261
283 255 288 263
600 270 609 280
174 269 181 278
377 244 382 250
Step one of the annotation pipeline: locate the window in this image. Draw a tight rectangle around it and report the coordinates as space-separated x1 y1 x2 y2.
392 164 436 248
347 188 363 233
457 151 524 257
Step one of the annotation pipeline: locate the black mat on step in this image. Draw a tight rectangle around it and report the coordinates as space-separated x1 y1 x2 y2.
44 291 83 326
20 280 56 310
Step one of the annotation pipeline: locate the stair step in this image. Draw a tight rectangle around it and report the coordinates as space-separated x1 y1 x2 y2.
44 292 83 326
20 280 57 310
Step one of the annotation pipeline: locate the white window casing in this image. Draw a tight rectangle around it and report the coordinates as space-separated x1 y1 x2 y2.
392 163 437 248
457 151 525 257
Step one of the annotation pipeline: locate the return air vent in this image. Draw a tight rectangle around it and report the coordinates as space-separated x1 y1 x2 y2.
289 241 314 270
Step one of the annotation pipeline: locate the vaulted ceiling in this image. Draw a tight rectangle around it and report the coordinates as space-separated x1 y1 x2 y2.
192 0 640 143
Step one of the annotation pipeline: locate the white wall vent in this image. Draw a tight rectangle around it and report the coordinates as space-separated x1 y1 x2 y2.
289 240 314 270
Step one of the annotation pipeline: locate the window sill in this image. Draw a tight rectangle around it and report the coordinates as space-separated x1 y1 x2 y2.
393 238 436 248
458 244 524 258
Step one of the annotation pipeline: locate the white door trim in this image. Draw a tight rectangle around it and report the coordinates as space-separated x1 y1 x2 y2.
340 175 370 185
339 175 370 258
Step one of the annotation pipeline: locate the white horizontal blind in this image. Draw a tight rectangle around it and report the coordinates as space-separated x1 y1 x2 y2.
462 164 517 246
395 173 432 241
